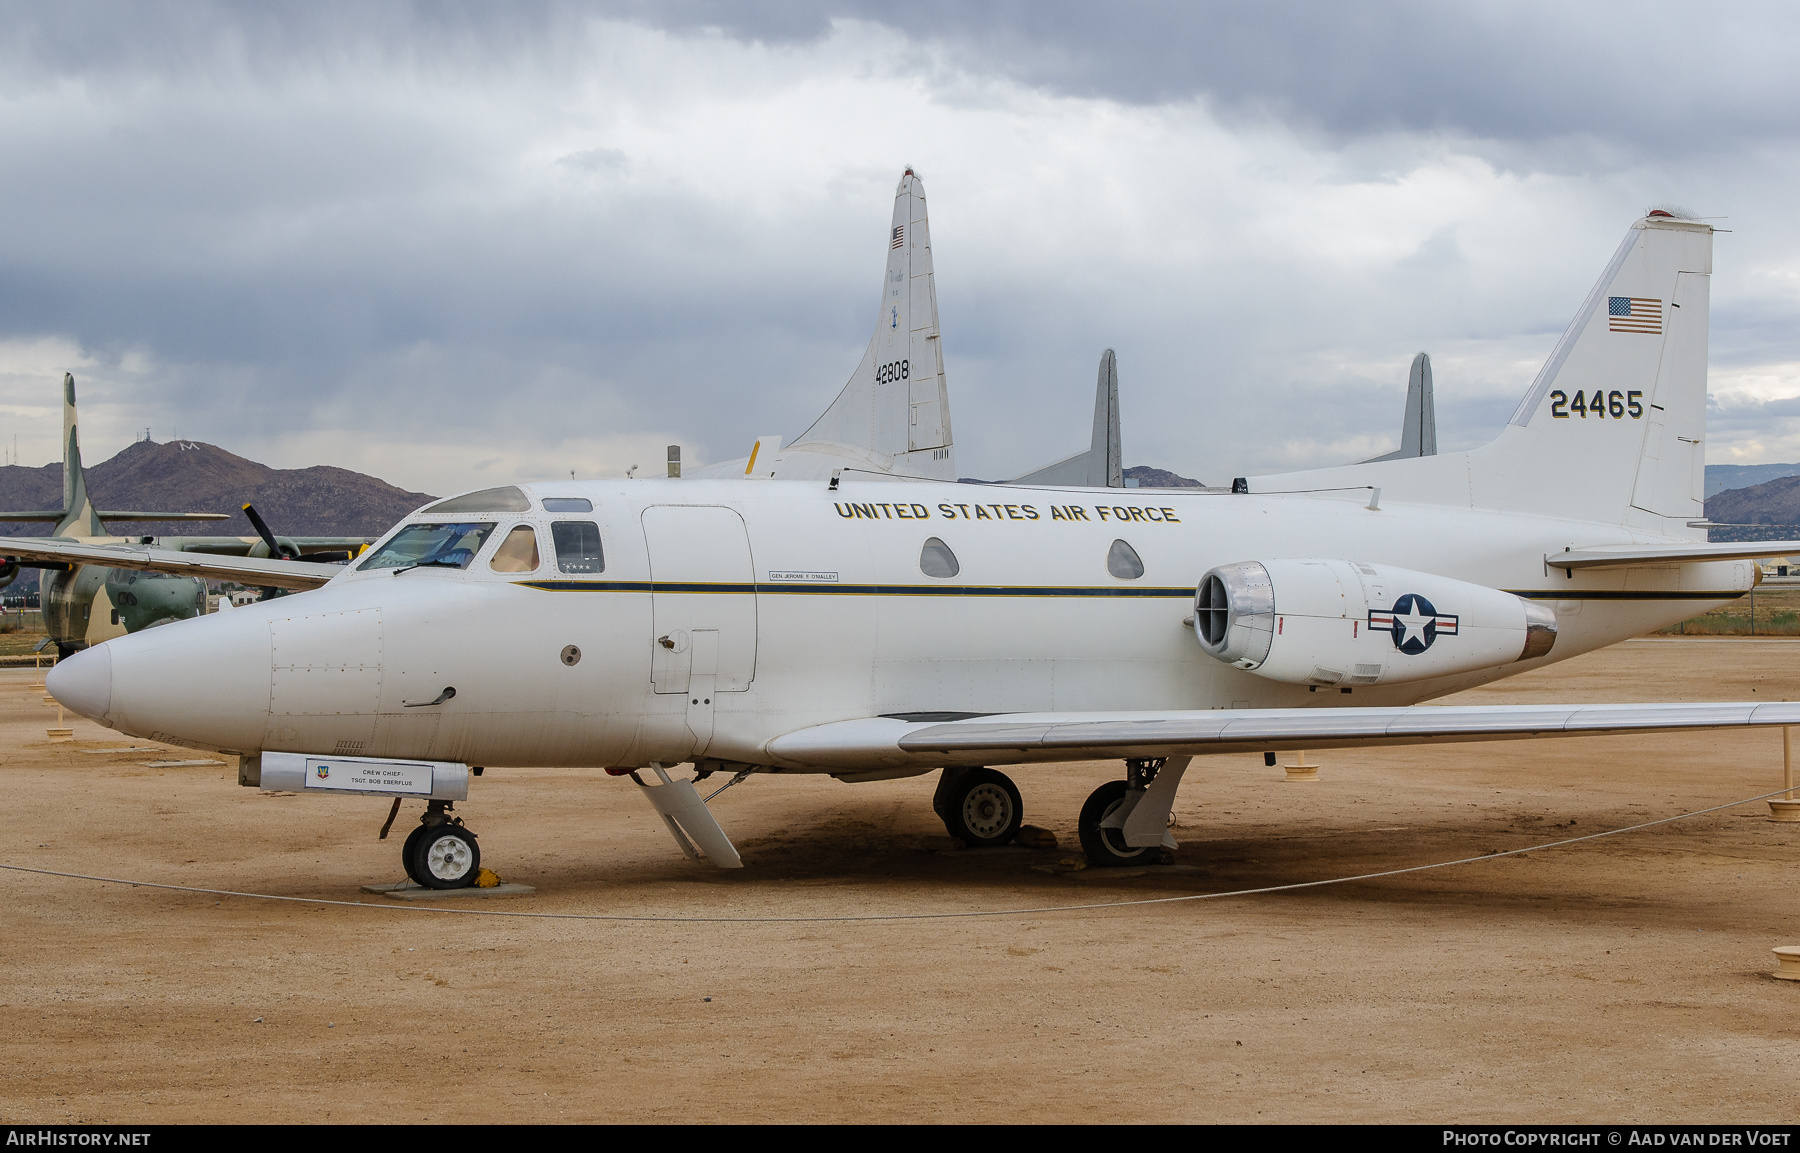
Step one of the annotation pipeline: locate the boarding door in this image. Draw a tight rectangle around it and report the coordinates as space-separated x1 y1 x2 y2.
642 506 758 751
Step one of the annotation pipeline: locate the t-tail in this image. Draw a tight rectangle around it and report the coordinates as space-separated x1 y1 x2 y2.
1253 210 1713 533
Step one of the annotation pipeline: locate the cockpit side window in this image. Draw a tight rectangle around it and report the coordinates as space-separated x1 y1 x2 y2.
489 524 541 573
358 522 497 571
1107 539 1145 579
919 536 960 579
552 521 605 574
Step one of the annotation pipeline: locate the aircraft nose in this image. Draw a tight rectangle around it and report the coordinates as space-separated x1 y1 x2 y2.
47 644 112 723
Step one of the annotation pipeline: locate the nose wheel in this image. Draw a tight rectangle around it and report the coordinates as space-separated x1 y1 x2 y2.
933 767 1023 847
401 802 481 889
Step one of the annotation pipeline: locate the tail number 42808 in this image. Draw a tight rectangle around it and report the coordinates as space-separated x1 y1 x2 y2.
1550 389 1643 419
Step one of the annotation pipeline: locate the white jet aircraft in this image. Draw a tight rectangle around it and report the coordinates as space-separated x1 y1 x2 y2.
39 209 1800 890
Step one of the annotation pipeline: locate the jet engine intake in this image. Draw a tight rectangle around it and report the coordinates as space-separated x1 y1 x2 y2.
1193 559 1555 687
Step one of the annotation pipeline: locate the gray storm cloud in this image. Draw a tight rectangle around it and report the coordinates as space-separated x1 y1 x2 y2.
0 2 1798 494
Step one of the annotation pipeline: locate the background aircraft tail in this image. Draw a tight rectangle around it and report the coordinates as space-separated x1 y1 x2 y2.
55 373 102 537
1011 349 1124 487
784 168 955 479
1253 212 1713 534
1361 352 1437 462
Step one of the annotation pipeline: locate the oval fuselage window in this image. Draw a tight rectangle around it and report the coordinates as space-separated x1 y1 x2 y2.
1107 539 1145 579
920 536 960 579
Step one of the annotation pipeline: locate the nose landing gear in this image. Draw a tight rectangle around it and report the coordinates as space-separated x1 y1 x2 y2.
400 800 482 889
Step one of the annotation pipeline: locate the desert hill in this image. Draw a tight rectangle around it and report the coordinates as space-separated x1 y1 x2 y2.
0 439 435 542
1704 474 1800 542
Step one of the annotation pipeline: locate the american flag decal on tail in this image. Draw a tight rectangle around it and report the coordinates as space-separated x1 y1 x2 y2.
891 226 904 249
1608 296 1662 334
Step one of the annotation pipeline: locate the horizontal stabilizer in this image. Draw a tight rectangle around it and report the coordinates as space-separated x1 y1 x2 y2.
765 701 1800 770
0 538 341 590
0 511 231 522
94 511 232 522
1547 541 1800 570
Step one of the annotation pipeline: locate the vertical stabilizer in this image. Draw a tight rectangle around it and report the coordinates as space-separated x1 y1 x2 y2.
1362 352 1438 462
1248 213 1714 533
1470 213 1712 525
1011 349 1125 486
54 373 101 537
788 169 955 479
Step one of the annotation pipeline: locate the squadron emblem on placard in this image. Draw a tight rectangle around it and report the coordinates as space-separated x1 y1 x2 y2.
316 764 331 779
1368 594 1460 655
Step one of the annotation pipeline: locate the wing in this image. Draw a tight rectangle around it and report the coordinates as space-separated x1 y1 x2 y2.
0 538 342 590
158 537 373 557
1550 541 1800 570
763 702 1800 771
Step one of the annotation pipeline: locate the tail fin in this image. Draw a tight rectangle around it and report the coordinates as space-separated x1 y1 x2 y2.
1251 213 1712 533
1362 352 1438 462
1471 212 1711 526
787 168 955 479
53 373 101 537
1011 349 1124 486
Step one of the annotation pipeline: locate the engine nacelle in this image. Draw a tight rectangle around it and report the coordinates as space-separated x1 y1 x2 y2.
1193 559 1556 687
0 558 17 589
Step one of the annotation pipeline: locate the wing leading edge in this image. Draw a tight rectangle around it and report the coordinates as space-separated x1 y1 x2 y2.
764 702 1800 772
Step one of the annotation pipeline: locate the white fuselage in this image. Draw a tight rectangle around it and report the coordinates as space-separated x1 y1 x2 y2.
80 477 1748 771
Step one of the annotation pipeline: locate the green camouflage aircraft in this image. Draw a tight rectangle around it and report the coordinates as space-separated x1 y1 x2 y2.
2 374 369 657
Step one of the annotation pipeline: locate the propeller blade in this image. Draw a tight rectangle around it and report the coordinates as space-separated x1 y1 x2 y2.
241 503 288 559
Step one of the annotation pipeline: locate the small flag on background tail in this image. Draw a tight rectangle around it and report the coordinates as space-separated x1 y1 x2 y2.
1608 296 1662 334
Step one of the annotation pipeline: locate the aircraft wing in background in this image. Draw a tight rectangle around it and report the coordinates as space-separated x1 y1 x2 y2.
0 538 341 591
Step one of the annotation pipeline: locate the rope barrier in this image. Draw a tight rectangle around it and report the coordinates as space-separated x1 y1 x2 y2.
2 786 1792 925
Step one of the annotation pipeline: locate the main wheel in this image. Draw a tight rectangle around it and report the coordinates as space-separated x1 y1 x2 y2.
400 822 430 885
1078 779 1156 867
409 824 481 889
941 768 1023 847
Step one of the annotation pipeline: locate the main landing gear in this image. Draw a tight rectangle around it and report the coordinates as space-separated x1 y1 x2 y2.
1078 757 1190 868
400 799 482 889
933 766 1024 847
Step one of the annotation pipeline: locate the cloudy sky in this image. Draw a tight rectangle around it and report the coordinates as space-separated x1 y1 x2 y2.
2 1 1799 496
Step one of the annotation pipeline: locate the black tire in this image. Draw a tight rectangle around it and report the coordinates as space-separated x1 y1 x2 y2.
941 768 1023 847
400 822 430 885
1078 779 1156 867
409 824 481 890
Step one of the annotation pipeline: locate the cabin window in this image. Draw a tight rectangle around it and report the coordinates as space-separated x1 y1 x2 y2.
542 497 593 513
489 524 541 573
1107 539 1145 579
919 536 960 579
358 522 497 571
552 521 605 574
424 485 532 514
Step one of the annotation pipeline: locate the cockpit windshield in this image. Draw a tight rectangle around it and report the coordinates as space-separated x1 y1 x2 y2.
358 522 497 572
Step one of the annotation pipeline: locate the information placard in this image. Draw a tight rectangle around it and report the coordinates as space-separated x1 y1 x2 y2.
302 757 433 795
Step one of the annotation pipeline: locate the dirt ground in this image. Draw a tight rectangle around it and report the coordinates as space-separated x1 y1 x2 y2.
4 639 1800 1124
